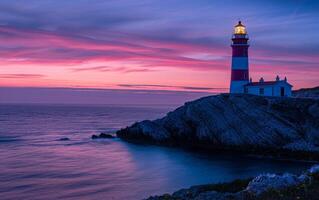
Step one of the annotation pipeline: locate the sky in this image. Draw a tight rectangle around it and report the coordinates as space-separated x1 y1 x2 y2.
0 0 318 104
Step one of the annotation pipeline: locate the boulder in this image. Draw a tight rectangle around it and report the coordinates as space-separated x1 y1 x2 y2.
245 173 308 195
91 133 115 139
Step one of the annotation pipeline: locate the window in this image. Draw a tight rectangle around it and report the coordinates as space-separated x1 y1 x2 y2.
259 88 264 95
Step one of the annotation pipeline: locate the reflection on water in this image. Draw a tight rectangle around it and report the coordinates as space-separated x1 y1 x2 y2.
0 104 314 200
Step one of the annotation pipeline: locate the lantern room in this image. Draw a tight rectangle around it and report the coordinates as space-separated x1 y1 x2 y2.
234 21 247 35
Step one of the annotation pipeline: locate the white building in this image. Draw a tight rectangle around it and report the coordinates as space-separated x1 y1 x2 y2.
244 76 293 97
229 21 293 97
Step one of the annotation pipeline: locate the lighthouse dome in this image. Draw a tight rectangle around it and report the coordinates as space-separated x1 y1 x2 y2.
234 21 247 34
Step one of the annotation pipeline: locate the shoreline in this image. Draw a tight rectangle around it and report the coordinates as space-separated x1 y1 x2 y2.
118 137 319 163
146 165 319 200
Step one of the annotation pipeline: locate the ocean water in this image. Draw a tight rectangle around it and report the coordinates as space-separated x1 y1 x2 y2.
0 104 314 200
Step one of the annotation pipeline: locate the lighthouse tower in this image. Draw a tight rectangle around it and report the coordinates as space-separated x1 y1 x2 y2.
230 21 250 93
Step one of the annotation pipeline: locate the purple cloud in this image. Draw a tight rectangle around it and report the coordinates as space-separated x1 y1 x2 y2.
0 74 45 79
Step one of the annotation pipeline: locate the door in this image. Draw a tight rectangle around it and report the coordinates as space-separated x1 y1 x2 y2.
280 87 285 97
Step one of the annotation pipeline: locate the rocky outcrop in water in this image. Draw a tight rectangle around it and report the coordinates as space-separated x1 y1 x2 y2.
117 94 319 157
92 133 115 139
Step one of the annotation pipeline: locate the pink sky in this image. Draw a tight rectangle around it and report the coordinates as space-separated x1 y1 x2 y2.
0 0 318 95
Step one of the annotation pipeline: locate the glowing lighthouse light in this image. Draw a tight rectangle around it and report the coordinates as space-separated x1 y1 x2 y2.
234 21 247 34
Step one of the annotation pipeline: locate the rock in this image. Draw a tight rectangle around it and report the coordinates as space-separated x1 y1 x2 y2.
193 191 233 200
146 194 171 200
293 86 319 99
309 165 319 174
283 141 319 152
172 186 202 199
146 164 319 200
58 137 70 141
91 135 99 139
91 133 115 139
117 94 319 156
117 120 170 143
99 133 115 138
146 190 233 200
245 173 307 195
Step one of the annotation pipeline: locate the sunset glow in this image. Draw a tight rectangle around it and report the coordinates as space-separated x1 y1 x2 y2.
0 0 318 93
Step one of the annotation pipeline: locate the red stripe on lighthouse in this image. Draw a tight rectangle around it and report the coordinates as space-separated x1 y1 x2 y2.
232 46 248 57
231 69 249 81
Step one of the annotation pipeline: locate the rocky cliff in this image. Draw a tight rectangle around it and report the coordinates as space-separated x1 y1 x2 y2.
293 86 319 99
117 94 319 157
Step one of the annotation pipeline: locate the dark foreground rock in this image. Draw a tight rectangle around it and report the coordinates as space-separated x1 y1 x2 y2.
146 165 319 200
91 133 115 139
117 94 319 160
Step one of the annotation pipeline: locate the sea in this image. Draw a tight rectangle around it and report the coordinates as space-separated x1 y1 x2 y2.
0 103 314 200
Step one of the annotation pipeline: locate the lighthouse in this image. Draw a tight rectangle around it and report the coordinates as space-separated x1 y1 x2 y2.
230 21 250 93
228 21 293 97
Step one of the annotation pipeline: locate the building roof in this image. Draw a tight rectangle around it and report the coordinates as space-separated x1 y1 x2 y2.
235 21 245 27
245 81 293 87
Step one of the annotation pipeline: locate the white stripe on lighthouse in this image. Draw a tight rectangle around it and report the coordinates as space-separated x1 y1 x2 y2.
230 81 247 93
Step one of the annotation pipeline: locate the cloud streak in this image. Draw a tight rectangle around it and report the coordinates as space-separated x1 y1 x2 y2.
71 66 157 73
0 74 45 79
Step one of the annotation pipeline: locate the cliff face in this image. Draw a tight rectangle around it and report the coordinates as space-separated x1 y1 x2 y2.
117 94 319 153
293 86 319 99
